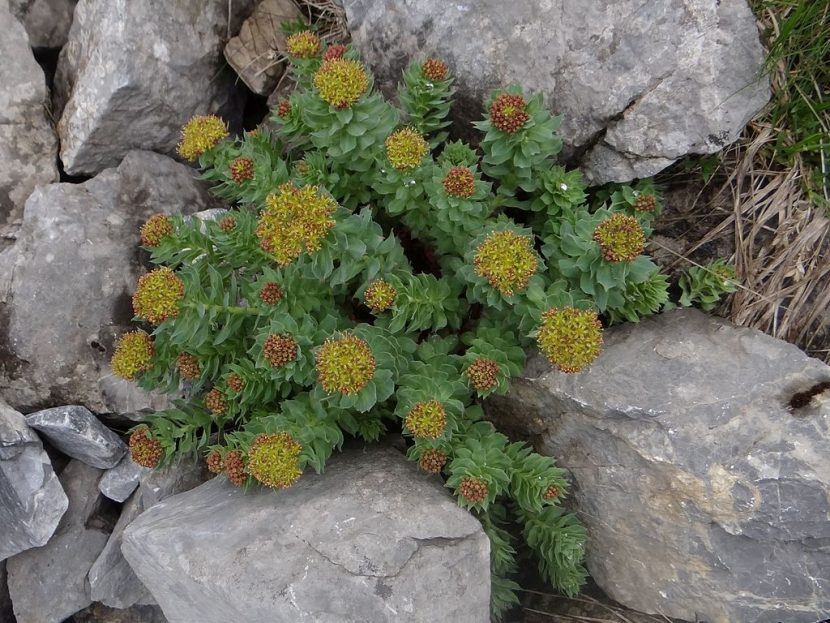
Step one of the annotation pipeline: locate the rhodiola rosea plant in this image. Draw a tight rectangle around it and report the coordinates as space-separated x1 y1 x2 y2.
112 31 670 618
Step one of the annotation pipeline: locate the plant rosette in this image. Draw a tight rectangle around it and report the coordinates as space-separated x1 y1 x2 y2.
422 162 493 254
529 165 588 217
446 429 512 511
458 326 526 397
398 58 455 147
460 221 544 309
475 87 563 203
311 324 414 413
544 207 658 312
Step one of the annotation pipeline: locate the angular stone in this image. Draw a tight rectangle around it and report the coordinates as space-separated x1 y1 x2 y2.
0 399 67 561
27 405 126 469
224 0 304 95
0 3 58 247
0 150 220 414
7 460 110 623
53 0 256 176
342 0 769 184
9 0 77 48
89 457 209 609
99 455 149 503
122 446 490 622
486 309 830 623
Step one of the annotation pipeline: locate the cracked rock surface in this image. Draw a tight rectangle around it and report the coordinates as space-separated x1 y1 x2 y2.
122 445 490 622
342 0 769 184
486 309 830 623
0 151 219 414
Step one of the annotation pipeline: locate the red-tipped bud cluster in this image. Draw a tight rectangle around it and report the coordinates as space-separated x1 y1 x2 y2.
634 193 658 213
489 93 529 134
543 484 561 501
458 477 489 504
421 58 448 82
206 449 223 474
219 215 236 232
323 44 347 61
259 282 283 305
176 353 201 380
263 334 298 368
276 98 291 118
129 427 162 469
230 157 254 184
140 214 173 247
442 166 476 198
223 450 246 487
418 449 448 474
205 388 228 416
464 357 499 392
227 372 244 393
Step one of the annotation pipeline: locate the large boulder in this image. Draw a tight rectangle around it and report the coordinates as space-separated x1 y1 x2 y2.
9 0 77 48
486 309 830 623
89 457 209 609
0 2 59 246
53 0 256 176
0 399 67 561
7 460 111 623
27 405 127 468
0 150 219 414
122 445 491 623
342 0 769 184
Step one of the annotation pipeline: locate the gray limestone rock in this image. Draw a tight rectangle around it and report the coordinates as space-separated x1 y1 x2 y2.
0 150 220 414
122 445 490 622
9 0 77 48
53 0 256 176
224 0 304 95
7 460 111 623
342 0 769 184
99 455 149 503
26 405 126 469
0 3 58 247
89 457 209 609
0 399 67 561
486 309 830 623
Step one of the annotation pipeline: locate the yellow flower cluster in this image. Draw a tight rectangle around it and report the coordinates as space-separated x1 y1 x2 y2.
256 183 337 266
132 267 184 325
286 30 320 59
313 59 369 108
592 214 645 262
405 400 446 439
246 432 303 489
177 115 228 161
385 127 428 171
316 334 376 395
110 331 154 380
536 307 603 373
473 230 538 296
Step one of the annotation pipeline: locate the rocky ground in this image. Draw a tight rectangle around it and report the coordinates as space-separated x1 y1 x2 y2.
1 1 828 622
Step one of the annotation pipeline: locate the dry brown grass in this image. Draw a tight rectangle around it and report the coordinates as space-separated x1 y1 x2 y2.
654 7 830 362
